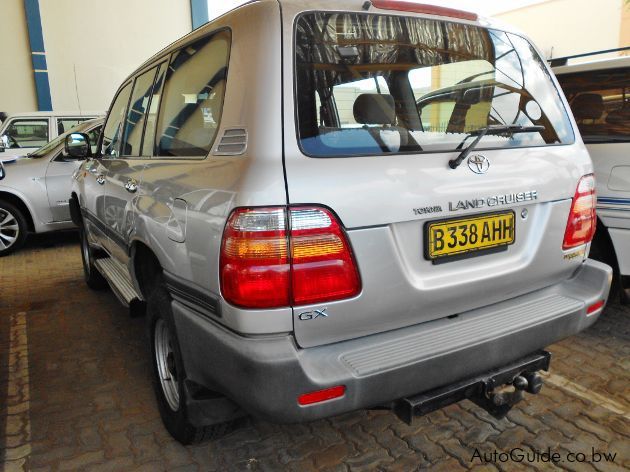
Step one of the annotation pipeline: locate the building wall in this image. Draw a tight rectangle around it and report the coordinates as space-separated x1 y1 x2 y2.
495 0 625 59
1 0 193 114
0 0 39 113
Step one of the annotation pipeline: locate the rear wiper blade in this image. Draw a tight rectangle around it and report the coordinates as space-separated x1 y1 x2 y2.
449 124 546 169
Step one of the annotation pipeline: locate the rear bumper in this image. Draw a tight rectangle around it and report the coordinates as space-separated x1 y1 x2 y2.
173 259 611 424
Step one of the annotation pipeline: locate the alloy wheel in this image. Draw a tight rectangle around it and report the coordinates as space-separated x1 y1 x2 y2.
154 318 180 411
0 208 19 251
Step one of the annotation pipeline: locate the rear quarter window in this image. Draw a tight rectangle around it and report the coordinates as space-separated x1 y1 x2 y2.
155 30 231 158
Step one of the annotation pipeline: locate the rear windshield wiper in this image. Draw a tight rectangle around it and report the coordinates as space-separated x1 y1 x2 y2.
449 124 546 169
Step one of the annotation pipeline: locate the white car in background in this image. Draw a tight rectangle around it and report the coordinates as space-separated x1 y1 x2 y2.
0 111 102 160
553 49 630 301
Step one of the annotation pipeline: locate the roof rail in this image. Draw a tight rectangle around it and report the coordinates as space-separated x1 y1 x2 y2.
549 46 630 67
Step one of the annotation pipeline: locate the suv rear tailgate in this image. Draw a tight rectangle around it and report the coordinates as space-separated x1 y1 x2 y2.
283 146 592 347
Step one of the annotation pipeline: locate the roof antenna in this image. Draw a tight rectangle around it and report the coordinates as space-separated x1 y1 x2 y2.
362 1 372 11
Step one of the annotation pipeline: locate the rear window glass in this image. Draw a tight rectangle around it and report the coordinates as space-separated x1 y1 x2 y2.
295 12 574 157
556 67 630 143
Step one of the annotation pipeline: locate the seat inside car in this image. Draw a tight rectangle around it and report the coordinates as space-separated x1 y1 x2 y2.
571 92 606 133
352 93 407 153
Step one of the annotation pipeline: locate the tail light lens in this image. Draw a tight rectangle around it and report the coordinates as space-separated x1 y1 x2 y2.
220 206 361 309
220 208 290 308
291 207 361 305
563 174 596 250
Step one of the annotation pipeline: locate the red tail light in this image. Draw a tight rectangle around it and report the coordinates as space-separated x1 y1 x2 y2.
220 207 361 309
563 174 596 250
371 0 478 21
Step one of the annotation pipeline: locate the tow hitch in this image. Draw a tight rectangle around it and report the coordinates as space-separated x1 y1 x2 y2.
393 351 550 424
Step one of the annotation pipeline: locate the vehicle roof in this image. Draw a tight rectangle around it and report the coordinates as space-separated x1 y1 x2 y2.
3 111 104 119
553 55 630 75
130 0 525 80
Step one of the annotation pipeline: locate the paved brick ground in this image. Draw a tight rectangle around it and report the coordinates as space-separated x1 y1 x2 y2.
1 232 628 471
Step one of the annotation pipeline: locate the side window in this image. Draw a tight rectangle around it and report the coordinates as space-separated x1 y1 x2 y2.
101 83 132 157
557 69 630 143
57 118 87 135
121 66 159 157
2 119 49 148
87 125 103 154
155 30 230 157
142 63 167 156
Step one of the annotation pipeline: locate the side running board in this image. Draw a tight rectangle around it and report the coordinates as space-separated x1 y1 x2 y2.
94 257 142 307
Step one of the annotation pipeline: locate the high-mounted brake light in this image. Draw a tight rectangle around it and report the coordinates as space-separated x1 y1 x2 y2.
370 0 478 21
563 174 596 250
220 207 361 309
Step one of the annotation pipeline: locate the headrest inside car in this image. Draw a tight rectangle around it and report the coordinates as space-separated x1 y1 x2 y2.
353 93 396 125
572 93 604 121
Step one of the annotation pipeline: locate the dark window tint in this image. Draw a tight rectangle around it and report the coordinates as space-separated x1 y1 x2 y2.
556 68 630 143
142 63 166 156
295 12 573 157
121 67 159 156
2 119 49 148
101 83 132 157
86 125 102 154
156 30 230 157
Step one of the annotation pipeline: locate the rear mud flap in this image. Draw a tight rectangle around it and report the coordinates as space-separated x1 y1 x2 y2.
393 351 551 424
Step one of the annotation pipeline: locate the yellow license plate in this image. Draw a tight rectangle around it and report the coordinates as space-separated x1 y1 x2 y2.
425 211 515 262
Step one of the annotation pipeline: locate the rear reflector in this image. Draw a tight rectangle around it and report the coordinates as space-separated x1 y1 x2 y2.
298 385 346 405
371 0 478 21
586 300 605 315
220 206 361 309
563 174 596 250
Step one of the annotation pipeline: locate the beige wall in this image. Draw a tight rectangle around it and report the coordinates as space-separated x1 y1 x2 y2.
0 0 38 113
495 0 625 59
40 0 192 112
1 0 192 114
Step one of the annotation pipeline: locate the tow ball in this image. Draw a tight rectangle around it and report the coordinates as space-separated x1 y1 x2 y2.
472 371 545 418
393 351 550 424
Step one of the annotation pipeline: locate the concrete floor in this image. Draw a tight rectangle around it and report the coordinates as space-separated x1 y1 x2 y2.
1 232 629 471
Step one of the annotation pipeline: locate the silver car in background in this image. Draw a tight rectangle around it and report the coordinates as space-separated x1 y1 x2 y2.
0 118 103 255
0 111 102 160
69 0 611 445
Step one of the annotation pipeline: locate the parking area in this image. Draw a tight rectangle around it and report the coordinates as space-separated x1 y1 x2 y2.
1 233 629 471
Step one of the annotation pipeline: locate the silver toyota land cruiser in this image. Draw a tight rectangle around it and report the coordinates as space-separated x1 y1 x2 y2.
68 0 612 444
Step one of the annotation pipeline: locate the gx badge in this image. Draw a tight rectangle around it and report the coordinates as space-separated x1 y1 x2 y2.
298 308 329 321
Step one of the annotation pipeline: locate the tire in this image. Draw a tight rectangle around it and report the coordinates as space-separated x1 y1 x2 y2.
0 201 28 256
147 283 233 444
589 220 622 303
79 226 107 290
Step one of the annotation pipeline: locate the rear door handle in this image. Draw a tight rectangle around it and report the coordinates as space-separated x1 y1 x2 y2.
125 178 138 193
96 174 105 185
